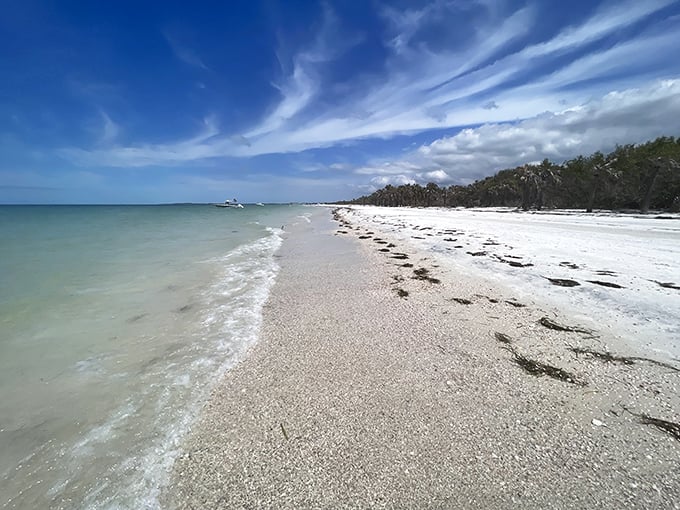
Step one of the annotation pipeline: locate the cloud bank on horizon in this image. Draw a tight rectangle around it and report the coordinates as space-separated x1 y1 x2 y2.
1 0 679 203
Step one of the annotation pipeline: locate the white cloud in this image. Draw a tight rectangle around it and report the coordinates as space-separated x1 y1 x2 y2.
370 175 416 187
355 79 680 185
61 2 680 168
421 169 451 183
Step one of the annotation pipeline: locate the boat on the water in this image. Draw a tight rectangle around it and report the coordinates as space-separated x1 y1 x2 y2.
255 202 265 207
215 198 244 209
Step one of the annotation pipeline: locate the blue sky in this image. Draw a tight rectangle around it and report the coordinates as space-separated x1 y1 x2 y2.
1 0 679 204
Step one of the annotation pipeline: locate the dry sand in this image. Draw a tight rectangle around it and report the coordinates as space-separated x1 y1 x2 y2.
163 207 680 509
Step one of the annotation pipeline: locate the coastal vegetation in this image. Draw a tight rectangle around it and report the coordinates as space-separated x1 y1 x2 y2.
346 136 680 212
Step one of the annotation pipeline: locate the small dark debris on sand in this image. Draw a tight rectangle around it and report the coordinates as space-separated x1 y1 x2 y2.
358 235 371 239
654 280 680 290
494 332 512 344
503 347 585 386
412 236 426 240
390 253 409 260
505 300 526 308
387 243 396 248
401 263 414 268
451 298 473 305
539 317 591 334
596 270 618 276
395 288 409 298
176 304 193 313
412 268 441 284
443 238 457 242
336 230 348 234
559 262 579 269
587 280 625 289
544 277 580 287
467 251 487 257
379 248 390 252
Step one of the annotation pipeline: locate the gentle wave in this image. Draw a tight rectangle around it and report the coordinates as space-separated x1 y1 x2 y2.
0 206 297 510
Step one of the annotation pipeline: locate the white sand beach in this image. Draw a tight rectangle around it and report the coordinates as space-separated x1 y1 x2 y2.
342 206 680 360
164 206 680 509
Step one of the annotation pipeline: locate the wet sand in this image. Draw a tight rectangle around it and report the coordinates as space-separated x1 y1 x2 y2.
164 207 680 509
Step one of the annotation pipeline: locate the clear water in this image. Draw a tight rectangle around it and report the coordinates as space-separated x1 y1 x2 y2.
0 204 307 509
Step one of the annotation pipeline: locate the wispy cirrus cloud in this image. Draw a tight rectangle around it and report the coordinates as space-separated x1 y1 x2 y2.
163 29 209 70
98 111 119 145
246 3 361 139
60 0 680 169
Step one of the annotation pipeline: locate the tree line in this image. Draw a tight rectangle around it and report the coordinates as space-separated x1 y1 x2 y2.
344 136 680 212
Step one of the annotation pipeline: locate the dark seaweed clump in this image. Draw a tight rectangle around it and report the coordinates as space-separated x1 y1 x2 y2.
587 280 624 289
569 347 635 365
539 317 591 334
544 277 580 287
654 280 680 290
412 268 441 284
560 262 579 269
639 414 680 441
504 347 585 386
623 408 680 441
497 257 533 268
571 347 680 372
494 332 512 344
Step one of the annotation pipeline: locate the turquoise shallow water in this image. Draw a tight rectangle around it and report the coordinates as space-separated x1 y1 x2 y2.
0 204 308 509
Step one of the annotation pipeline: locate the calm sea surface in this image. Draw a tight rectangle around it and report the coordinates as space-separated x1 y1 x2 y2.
0 204 308 509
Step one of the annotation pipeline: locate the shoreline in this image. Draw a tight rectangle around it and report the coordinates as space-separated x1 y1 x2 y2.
164 207 679 509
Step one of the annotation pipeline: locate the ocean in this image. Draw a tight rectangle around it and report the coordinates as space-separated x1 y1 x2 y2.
0 204 308 509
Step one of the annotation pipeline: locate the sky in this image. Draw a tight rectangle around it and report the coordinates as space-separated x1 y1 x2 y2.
1 0 679 204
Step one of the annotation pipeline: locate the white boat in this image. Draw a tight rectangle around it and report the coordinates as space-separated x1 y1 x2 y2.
255 202 265 207
215 198 244 209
